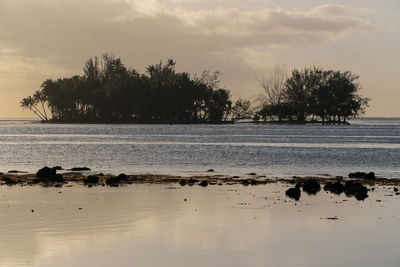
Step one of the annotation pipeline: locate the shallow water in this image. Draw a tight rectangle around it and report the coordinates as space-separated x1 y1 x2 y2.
0 184 399 267
0 118 399 177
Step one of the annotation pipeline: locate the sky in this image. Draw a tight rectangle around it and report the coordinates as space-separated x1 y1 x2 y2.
0 0 399 117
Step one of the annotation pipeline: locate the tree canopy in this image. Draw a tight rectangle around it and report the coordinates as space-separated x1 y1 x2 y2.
21 57 369 124
21 54 232 123
257 66 369 123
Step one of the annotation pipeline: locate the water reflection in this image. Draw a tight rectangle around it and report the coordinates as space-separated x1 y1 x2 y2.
0 184 399 266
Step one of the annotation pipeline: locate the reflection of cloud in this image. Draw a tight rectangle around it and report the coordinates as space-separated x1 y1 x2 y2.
0 184 397 266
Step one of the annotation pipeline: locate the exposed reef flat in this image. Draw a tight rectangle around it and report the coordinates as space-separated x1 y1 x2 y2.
1 172 399 187
1 169 399 201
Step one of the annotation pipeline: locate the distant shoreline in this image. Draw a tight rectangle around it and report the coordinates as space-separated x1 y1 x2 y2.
1 117 399 125
0 119 351 125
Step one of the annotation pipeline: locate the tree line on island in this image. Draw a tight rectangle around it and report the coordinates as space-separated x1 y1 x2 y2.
21 54 369 124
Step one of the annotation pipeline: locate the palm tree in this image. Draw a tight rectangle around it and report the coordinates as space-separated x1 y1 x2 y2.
33 90 48 120
20 95 47 121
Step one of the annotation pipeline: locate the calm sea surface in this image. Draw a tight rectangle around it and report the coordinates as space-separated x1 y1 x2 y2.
1 184 399 267
0 117 399 177
1 118 400 267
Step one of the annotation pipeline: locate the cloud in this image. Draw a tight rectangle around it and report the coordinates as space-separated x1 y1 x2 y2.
177 4 373 37
0 0 377 115
0 1 374 61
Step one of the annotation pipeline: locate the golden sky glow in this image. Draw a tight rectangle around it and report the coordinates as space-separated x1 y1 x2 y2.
0 0 399 117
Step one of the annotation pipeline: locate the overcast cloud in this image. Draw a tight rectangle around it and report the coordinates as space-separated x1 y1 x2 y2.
0 0 398 117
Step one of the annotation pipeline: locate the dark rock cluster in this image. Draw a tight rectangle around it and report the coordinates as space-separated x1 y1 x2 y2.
84 175 100 185
343 181 369 201
285 178 370 201
349 172 375 180
199 180 208 187
36 166 65 183
286 179 322 201
323 181 345 195
302 179 321 195
106 173 128 186
285 184 301 201
70 167 91 171
323 180 368 200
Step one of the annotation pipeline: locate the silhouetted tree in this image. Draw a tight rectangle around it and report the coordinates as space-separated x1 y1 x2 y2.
232 98 253 120
256 66 369 123
22 54 236 123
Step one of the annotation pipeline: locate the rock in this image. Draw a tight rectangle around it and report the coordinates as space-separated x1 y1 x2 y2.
3 177 17 185
344 181 368 200
36 166 56 179
248 173 257 176
8 170 27 174
327 217 338 220
321 217 338 220
29 178 41 184
394 187 398 192
105 174 127 186
241 180 250 186
70 167 91 171
323 181 344 195
302 179 321 195
84 175 99 184
348 172 376 180
250 180 260 185
179 180 187 186
365 172 376 179
199 180 208 187
207 169 214 172
117 173 128 181
36 167 64 183
187 178 198 186
285 186 301 201
106 176 121 186
52 166 63 170
48 174 65 183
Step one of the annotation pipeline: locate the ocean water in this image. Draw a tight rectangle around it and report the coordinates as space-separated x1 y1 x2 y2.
0 117 399 178
1 118 400 267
